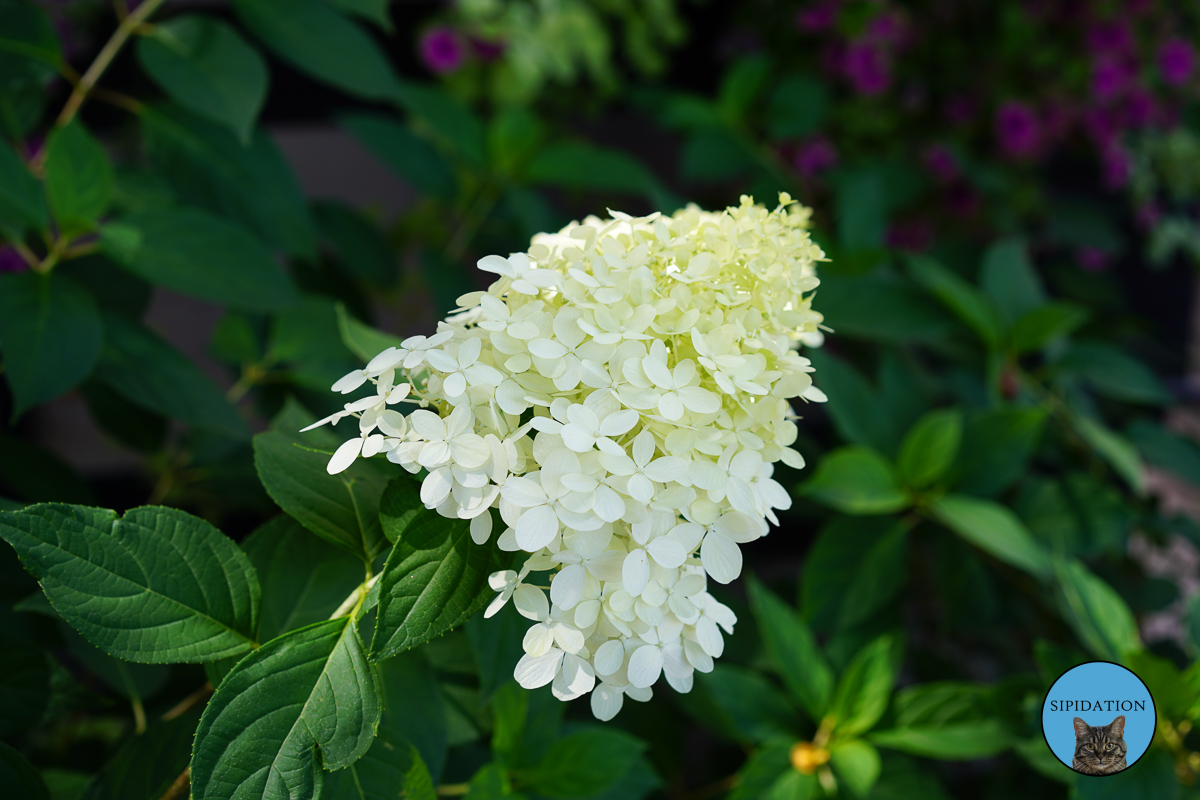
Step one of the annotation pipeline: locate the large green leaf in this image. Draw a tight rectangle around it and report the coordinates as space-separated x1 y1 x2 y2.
328 0 393 30
0 141 46 234
370 478 510 660
1073 414 1146 495
44 120 113 236
191 618 383 800
746 576 833 720
806 349 899 455
335 303 405 362
253 431 391 562
519 728 646 799
816 272 958 344
826 635 896 737
394 82 486 167
1054 342 1170 405
1009 302 1089 354
1055 559 1141 661
834 522 909 630
376 652 448 782
896 409 962 489
767 73 827 140
341 113 455 201
870 721 1010 760
137 16 268 143
322 728 435 800
979 237 1044 325
802 517 904 634
834 167 887 251
233 0 401 101
142 104 315 258
0 742 47 800
525 141 657 194
0 271 101 420
103 207 299 311
829 740 880 798
94 314 250 439
0 503 259 663
801 446 909 515
947 408 1046 497
930 494 1052 579
906 255 1002 349
695 666 800 743
313 200 396 285
241 515 364 642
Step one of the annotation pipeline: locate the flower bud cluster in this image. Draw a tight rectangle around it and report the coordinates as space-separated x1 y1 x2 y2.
309 194 826 719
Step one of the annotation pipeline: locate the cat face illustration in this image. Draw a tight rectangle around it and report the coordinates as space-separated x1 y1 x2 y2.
1072 715 1128 776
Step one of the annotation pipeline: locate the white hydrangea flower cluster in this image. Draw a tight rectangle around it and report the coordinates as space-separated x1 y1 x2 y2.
308 194 827 720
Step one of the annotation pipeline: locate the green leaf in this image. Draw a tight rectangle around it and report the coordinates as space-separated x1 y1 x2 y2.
252 430 391 562
142 104 316 258
336 303 405 362
829 740 880 798
826 635 897 737
835 522 908 629
0 141 46 234
377 652 449 781
728 740 791 800
313 200 396 285
0 271 101 420
1054 558 1141 661
233 0 401 101
696 666 800 743
520 728 645 799
681 129 756 183
526 141 656 194
815 271 958 344
395 82 486 167
1073 415 1146 495
930 494 1052 579
136 16 267 143
870 721 1010 760
767 770 819 800
0 743 48 800
1128 420 1200 486
834 167 887 251
767 73 828 140
1054 342 1170 405
896 409 962 489
1009 302 1089 354
718 56 769 122
806 349 899 455
947 408 1046 496
44 120 112 236
1124 650 1198 720
322 729 436 800
746 576 833 720
328 0 393 30
906 254 1002 349
268 296 360 392
94 314 249 439
803 517 902 635
979 237 1044 325
242 515 364 641
342 113 456 201
370 478 510 660
81 709 200 800
801 446 909 515
0 503 259 663
191 618 383 800
103 207 298 311
467 600 525 703
488 107 545 179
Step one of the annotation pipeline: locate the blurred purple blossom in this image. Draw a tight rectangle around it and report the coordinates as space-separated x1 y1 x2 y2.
1086 21 1134 57
1090 56 1135 101
1100 143 1131 188
795 0 839 33
843 41 891 95
1158 39 1195 86
995 101 1041 159
1122 88 1157 128
922 144 959 183
1075 246 1111 272
420 27 464 74
793 137 838 178
0 247 27 274
885 220 933 252
1083 105 1121 145
865 11 907 47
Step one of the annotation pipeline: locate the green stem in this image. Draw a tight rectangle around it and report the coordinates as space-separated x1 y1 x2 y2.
436 784 470 796
56 0 166 128
329 573 380 621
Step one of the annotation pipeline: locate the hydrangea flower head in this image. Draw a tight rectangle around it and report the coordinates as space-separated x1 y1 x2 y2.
311 195 827 719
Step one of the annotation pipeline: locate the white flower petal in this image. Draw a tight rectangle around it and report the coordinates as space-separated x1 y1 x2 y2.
623 548 650 597
627 645 664 689
515 650 563 689
590 683 625 721
327 438 364 475
550 564 587 610
700 532 743 584
515 504 560 551
552 653 595 701
594 640 625 676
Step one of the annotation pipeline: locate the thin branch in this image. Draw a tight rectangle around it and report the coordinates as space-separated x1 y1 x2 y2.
157 767 189 800
161 682 213 722
329 573 381 620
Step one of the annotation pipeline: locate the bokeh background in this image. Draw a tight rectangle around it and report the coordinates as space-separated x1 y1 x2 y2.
6 1 1200 799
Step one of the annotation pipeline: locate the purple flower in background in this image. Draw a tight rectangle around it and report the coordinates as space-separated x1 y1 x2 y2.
1076 246 1111 272
1122 87 1157 127
0 247 27 274
1100 143 1131 188
885 220 933 252
470 37 505 62
1159 39 1195 86
1091 56 1134 101
995 101 1041 159
865 11 905 47
1086 21 1134 57
922 144 959 183
844 41 891 95
420 27 464 74
795 0 838 32
793 137 838 178
1082 105 1121 145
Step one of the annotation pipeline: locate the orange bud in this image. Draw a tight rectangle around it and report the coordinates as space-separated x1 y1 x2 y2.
789 741 831 774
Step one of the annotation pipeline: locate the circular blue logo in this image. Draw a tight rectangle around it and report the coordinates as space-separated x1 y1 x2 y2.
1041 661 1156 776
